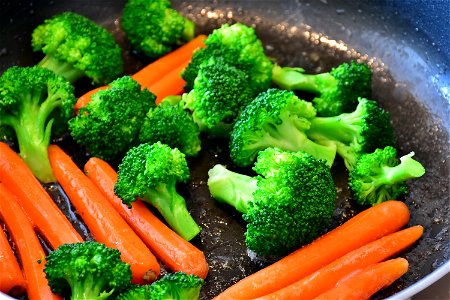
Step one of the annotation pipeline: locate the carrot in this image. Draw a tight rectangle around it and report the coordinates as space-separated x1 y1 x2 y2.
84 157 209 279
151 60 190 104
214 200 411 300
0 142 83 248
313 258 409 300
74 34 207 110
0 226 26 297
0 183 60 300
257 225 423 300
47 145 160 284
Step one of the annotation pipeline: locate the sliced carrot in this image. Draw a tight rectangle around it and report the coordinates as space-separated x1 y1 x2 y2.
48 145 160 284
74 34 207 110
313 258 409 300
0 226 26 297
257 225 423 300
84 157 208 279
0 183 60 300
151 60 190 104
214 200 410 300
0 142 83 248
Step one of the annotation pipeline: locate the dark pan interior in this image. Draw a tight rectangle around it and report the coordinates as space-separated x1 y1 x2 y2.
0 0 449 299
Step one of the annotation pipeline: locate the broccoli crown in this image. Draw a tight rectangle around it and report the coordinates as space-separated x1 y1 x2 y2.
139 96 201 157
181 57 255 135
0 66 76 183
115 142 200 241
69 76 155 161
117 272 204 300
230 88 336 167
44 241 132 300
121 0 195 58
349 146 425 206
182 23 273 93
208 148 336 256
32 12 123 84
307 97 395 170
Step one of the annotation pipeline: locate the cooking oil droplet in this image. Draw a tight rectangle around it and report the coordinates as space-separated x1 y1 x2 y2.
335 8 345 14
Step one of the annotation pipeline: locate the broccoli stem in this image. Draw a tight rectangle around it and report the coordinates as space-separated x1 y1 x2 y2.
307 113 359 144
271 65 336 92
207 164 258 214
182 18 196 42
71 274 112 300
39 55 85 83
145 181 201 241
377 152 426 186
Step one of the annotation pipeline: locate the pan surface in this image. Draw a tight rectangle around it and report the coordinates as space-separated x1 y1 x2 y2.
0 0 448 299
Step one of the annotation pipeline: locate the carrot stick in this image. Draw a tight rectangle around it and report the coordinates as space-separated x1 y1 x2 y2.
257 225 423 300
0 183 60 300
313 258 409 300
151 60 190 105
0 142 83 248
214 200 411 300
48 145 160 284
84 157 209 279
0 226 26 297
74 34 206 110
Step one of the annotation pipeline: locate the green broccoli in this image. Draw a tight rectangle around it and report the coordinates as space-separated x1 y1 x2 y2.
69 76 155 161
32 12 123 84
208 147 336 256
181 23 273 93
44 241 132 300
114 142 201 241
306 97 395 170
121 0 195 58
0 66 76 183
349 146 425 206
272 61 372 116
180 57 255 136
139 96 201 157
116 272 204 300
229 88 337 168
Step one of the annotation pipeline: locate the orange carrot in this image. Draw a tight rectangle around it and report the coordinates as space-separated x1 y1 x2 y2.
0 183 60 300
0 226 26 297
313 258 409 300
74 34 207 110
214 200 411 300
84 157 209 279
48 145 160 284
0 142 83 248
151 60 190 104
257 225 423 300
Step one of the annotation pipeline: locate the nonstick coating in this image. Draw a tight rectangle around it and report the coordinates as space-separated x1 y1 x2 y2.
0 0 449 299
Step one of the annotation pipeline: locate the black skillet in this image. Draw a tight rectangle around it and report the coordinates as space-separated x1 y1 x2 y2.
0 0 449 299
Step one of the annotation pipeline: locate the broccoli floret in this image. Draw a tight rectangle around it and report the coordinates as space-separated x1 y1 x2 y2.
117 272 204 300
0 66 76 183
272 61 372 116
229 88 336 167
181 23 273 93
114 142 201 241
44 241 132 300
69 76 155 161
32 12 123 84
349 146 425 206
121 0 195 58
139 96 201 156
306 97 395 170
181 57 255 136
208 148 336 256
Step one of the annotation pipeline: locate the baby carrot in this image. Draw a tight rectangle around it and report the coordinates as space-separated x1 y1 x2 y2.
0 227 26 297
152 60 190 104
258 225 423 300
313 258 409 300
0 183 60 300
84 157 208 279
48 145 160 284
74 34 206 110
0 142 83 248
214 200 410 300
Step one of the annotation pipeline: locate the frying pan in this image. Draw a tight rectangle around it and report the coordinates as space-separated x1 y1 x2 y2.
0 0 449 299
